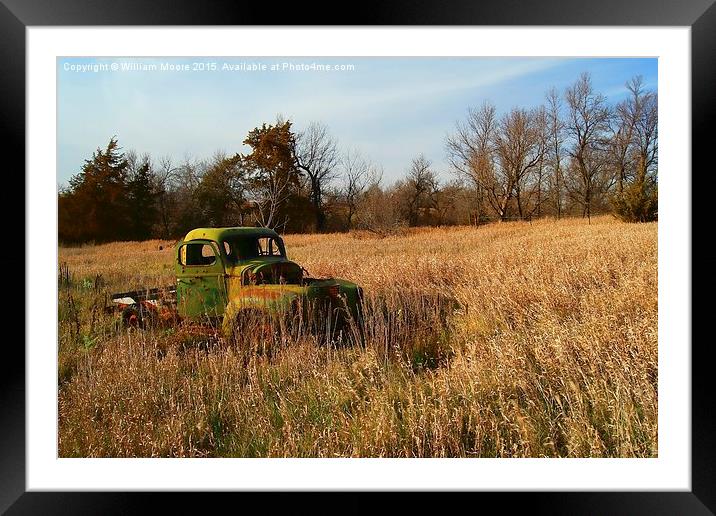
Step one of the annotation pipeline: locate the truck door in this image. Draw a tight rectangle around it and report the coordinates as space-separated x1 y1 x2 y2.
176 240 227 319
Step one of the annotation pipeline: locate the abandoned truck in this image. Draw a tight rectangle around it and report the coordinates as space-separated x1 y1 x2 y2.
109 227 364 340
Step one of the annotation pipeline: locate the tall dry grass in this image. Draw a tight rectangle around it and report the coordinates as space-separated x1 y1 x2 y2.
57 216 657 457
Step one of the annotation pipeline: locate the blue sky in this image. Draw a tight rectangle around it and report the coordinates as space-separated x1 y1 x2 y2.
57 57 657 187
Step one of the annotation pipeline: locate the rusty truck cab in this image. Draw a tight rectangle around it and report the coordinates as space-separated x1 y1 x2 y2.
175 227 301 320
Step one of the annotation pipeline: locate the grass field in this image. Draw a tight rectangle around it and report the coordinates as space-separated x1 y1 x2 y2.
57 216 658 457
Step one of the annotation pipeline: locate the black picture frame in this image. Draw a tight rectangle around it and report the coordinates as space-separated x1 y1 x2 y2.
3 0 710 512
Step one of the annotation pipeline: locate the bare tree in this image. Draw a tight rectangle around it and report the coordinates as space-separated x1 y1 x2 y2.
447 103 545 222
433 180 464 225
340 149 373 230
248 166 292 231
628 76 658 183
354 174 404 236
446 101 498 221
527 106 550 218
607 78 653 195
294 122 339 231
564 72 612 221
153 156 178 238
545 87 565 218
402 154 438 226
167 155 204 234
494 107 547 219
124 149 139 178
610 76 658 222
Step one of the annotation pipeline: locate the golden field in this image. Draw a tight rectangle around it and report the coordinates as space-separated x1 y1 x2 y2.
57 216 657 457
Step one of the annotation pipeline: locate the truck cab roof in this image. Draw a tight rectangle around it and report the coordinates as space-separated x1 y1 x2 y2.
183 226 280 243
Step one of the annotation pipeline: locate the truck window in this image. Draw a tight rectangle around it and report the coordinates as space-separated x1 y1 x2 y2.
180 243 217 266
223 241 234 260
257 237 282 257
225 236 286 261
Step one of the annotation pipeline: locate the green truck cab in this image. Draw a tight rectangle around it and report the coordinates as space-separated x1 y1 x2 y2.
174 227 363 339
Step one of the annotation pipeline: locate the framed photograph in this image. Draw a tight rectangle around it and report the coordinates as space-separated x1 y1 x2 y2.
4 0 710 511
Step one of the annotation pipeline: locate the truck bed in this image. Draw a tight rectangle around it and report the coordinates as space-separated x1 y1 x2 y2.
110 285 177 306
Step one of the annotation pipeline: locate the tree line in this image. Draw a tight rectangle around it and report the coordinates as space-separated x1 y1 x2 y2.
58 72 657 243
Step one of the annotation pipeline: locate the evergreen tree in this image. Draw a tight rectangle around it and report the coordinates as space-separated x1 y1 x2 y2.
126 157 157 240
59 137 130 243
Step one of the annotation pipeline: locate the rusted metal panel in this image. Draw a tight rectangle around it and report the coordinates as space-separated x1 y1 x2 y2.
176 239 228 319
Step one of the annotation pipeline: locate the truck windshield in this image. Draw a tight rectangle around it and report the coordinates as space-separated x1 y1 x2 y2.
223 236 286 262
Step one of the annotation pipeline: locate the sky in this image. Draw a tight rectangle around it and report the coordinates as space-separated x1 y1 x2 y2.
57 57 657 187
